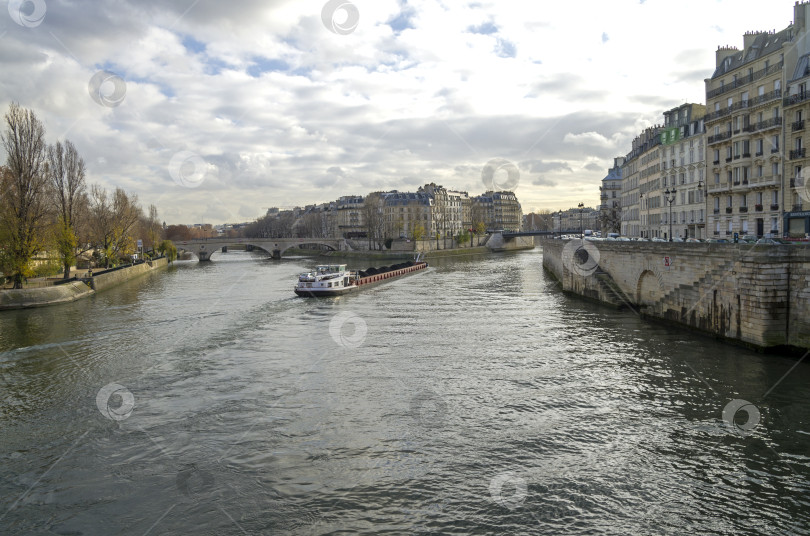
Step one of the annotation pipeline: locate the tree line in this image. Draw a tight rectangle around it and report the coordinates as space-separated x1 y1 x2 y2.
0 103 169 288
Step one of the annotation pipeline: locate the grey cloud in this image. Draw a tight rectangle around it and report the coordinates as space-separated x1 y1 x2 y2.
521 160 574 174
532 176 557 187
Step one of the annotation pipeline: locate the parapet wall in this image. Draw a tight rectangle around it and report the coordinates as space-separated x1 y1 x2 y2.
541 239 810 351
91 257 168 292
0 281 94 310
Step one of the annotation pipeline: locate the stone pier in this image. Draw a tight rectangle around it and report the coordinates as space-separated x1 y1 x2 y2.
541 239 810 351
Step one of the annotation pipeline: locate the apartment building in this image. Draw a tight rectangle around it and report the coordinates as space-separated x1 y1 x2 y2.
621 126 662 237
657 103 707 239
336 195 366 238
704 27 790 238
783 1 810 236
599 157 624 236
472 191 523 231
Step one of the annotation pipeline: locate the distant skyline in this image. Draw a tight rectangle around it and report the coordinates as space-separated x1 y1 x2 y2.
0 0 799 224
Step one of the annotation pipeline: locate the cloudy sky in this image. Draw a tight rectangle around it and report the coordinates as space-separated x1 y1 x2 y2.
0 0 797 224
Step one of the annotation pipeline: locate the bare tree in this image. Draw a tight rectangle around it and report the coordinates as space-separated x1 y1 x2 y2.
88 185 142 267
48 139 86 278
146 204 162 254
0 104 51 288
363 192 387 250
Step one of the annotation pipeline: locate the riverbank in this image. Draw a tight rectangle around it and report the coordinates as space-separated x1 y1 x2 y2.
0 257 169 311
541 238 810 353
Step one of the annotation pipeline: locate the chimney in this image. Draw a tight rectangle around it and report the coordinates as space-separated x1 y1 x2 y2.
796 1 809 32
715 46 739 68
743 31 763 50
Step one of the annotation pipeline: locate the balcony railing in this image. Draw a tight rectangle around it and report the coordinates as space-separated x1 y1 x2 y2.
772 147 780 153
755 204 763 211
726 157 733 162
742 152 751 158
789 148 807 160
740 206 748 213
755 151 763 157
784 91 810 107
771 203 779 210
793 204 804 212
756 116 783 132
725 207 733 213
793 120 806 132
713 208 721 214
707 63 783 99
709 132 732 144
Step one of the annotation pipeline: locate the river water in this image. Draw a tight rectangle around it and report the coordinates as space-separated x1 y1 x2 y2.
0 248 809 535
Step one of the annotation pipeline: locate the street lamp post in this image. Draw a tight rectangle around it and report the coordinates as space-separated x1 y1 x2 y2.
578 202 584 239
639 192 645 239
665 188 677 242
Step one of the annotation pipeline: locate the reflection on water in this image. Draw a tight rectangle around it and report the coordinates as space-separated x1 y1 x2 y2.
0 249 808 535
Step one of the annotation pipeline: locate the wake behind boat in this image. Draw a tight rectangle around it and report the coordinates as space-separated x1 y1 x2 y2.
294 259 428 297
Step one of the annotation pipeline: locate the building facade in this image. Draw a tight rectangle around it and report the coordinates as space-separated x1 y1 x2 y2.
704 28 790 239
783 2 810 236
658 103 707 239
472 191 523 231
336 195 366 238
621 127 662 237
599 157 624 235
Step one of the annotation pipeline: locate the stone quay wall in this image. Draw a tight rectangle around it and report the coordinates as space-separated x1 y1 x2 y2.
90 257 169 292
541 239 810 351
0 281 94 310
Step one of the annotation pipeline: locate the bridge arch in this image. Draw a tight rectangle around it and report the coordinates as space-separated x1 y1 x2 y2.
175 238 344 261
636 269 664 306
278 242 339 257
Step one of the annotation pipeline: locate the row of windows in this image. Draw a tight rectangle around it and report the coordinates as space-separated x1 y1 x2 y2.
711 190 779 208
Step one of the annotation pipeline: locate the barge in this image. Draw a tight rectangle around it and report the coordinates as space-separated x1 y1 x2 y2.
294 259 428 297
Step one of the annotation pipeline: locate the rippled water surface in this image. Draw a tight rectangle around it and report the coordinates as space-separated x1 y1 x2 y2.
1 248 809 535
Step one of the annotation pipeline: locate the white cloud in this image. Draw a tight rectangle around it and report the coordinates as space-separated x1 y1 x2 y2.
0 0 799 220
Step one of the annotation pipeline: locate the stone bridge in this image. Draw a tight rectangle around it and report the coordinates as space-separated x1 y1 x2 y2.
176 238 348 261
